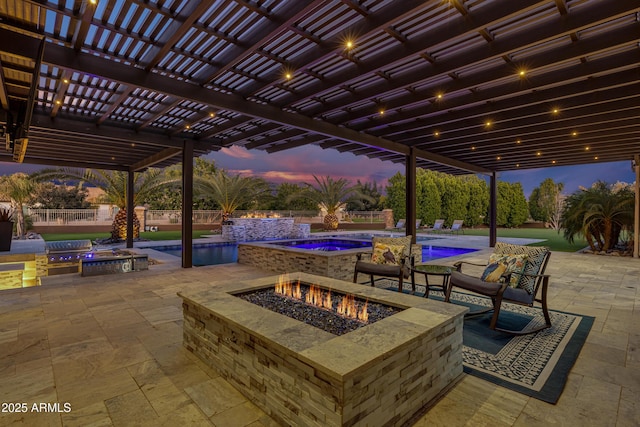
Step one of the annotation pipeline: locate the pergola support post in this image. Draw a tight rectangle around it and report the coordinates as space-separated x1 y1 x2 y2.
406 147 417 243
489 172 497 247
182 140 193 268
126 170 134 249
634 155 639 258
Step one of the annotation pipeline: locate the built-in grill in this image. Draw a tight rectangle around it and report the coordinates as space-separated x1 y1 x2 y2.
45 239 94 264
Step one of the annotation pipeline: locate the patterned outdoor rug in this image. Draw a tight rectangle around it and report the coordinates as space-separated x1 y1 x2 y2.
370 279 594 404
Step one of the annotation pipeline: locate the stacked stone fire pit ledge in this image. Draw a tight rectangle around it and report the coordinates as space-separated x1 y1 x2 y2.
178 272 468 427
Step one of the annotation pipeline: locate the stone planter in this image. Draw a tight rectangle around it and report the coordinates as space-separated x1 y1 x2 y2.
0 222 13 252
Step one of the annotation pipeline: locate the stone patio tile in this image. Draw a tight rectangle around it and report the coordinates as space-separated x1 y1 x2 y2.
209 400 266 427
56 368 139 411
105 389 159 426
580 341 627 366
60 401 112 427
586 328 629 350
90 307 148 330
138 305 183 325
0 365 57 402
155 402 213 426
185 377 248 417
572 354 640 393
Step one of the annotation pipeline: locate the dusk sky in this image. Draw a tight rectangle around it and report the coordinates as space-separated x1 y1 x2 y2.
205 144 635 197
0 144 634 198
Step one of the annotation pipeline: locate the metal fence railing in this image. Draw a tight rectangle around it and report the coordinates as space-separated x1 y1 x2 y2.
27 208 114 225
28 208 386 225
344 211 386 223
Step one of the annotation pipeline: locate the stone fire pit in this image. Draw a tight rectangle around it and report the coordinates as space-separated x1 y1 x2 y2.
179 272 467 426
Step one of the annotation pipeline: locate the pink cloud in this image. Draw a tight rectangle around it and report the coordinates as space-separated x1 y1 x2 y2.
219 145 255 159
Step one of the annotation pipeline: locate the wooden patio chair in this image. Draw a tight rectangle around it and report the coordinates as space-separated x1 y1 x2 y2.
353 235 414 292
444 242 552 335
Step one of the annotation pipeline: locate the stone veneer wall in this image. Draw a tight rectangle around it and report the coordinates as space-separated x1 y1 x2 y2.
0 267 23 290
238 243 359 281
238 243 423 282
0 253 41 289
222 218 310 241
180 273 466 427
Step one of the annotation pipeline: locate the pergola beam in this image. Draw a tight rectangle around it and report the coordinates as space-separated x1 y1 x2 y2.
130 147 183 172
0 28 485 174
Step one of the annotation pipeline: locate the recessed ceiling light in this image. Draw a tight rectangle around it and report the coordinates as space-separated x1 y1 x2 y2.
378 109 385 116
572 131 578 137
63 79 69 84
594 156 599 160
516 163 520 167
345 40 354 50
55 100 61 105
552 160 556 164
552 108 559 114
518 70 526 77
434 131 440 137
436 93 443 100
471 146 476 150
496 156 501 160
484 120 492 127
536 151 542 156
585 146 590 151
516 139 521 144
185 125 190 129
209 112 215 118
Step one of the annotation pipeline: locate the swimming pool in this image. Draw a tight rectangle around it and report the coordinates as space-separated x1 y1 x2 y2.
149 240 477 266
421 245 477 261
150 243 238 266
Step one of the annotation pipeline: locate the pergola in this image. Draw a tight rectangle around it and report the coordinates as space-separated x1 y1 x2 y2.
1 0 639 266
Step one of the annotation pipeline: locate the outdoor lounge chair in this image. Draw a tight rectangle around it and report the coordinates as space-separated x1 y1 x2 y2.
386 219 406 231
440 219 464 234
353 235 414 292
422 219 444 233
444 242 551 335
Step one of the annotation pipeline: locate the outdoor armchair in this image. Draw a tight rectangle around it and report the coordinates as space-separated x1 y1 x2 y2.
444 242 552 335
353 235 414 292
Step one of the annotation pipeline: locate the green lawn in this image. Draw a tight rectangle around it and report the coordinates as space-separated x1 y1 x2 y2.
39 227 586 252
39 230 213 242
460 227 588 252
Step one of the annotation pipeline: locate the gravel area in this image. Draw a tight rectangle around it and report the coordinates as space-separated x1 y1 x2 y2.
237 283 402 336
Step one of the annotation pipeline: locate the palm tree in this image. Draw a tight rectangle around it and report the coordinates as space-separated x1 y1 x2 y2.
194 170 271 222
35 168 176 240
0 172 36 238
561 181 634 252
289 175 372 230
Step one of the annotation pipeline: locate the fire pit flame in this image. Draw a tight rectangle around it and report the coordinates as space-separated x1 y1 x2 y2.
275 274 368 323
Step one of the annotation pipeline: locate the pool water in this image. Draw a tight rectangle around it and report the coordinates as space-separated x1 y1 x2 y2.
267 239 371 251
421 245 477 262
151 243 238 266
149 240 478 266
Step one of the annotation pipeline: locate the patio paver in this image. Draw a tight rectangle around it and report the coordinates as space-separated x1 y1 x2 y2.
0 245 638 426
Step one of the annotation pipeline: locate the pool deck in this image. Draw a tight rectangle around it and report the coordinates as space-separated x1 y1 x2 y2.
1 232 638 425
